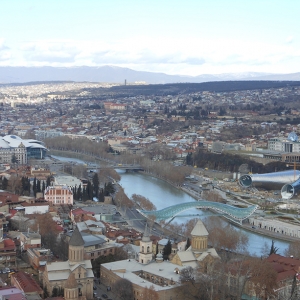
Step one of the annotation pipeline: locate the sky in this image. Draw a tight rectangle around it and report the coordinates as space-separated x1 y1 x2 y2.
0 0 299 76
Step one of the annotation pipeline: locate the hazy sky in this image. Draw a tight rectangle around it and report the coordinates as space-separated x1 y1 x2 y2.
0 0 299 76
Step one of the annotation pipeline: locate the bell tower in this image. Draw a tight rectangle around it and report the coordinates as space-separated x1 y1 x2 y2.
139 224 153 264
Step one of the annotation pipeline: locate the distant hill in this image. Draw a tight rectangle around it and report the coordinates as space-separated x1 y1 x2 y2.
0 66 299 84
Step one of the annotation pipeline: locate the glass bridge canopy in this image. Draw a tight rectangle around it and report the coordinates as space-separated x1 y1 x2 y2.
139 201 258 222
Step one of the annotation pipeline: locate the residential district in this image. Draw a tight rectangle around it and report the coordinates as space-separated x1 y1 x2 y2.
0 81 300 299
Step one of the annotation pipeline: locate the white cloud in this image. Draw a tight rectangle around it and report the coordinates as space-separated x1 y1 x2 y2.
0 36 299 75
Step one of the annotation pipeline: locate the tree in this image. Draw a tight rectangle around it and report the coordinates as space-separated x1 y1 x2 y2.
86 181 93 200
113 279 134 300
46 176 51 187
33 177 37 196
52 287 58 297
42 181 46 193
179 264 228 300
77 184 82 201
131 194 156 211
104 182 115 196
163 240 172 260
92 173 99 198
29 213 60 251
141 285 159 300
269 240 279 255
11 154 18 164
2 177 8 190
285 240 300 259
7 175 22 194
185 237 191 250
36 179 41 193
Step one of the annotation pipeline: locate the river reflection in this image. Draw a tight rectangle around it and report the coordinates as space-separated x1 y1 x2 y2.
51 155 290 256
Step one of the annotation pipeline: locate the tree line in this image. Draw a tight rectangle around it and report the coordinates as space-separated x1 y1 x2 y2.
72 173 115 202
46 136 191 186
187 150 288 173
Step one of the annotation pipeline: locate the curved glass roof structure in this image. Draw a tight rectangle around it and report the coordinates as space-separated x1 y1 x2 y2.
140 201 258 222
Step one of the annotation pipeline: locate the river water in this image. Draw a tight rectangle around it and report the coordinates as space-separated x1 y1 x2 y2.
51 155 290 256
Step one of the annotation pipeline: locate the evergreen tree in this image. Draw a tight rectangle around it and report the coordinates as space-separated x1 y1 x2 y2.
185 238 191 250
2 177 8 190
46 176 51 187
87 181 93 199
11 154 18 164
42 181 46 193
104 182 115 195
82 187 88 202
92 173 99 198
99 188 104 202
72 186 77 200
163 240 172 260
36 179 41 193
290 274 298 300
77 184 82 201
52 287 58 297
269 240 279 255
33 177 37 196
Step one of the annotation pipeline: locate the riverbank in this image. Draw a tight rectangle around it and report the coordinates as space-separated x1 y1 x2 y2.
48 151 295 246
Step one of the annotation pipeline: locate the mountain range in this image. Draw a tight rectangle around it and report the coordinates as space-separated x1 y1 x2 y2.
0 66 300 84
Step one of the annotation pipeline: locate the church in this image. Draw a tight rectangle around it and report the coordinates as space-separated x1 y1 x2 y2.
43 227 94 299
100 219 220 300
171 219 220 271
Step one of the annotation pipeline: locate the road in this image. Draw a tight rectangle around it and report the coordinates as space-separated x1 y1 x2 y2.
93 279 116 299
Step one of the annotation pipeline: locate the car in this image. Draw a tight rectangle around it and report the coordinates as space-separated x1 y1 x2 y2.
93 292 97 297
102 294 108 299
93 286 97 290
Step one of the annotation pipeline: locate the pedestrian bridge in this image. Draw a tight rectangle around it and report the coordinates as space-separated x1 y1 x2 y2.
139 201 258 223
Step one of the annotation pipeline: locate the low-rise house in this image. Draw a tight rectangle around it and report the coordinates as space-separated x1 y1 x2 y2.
0 238 16 266
27 248 51 271
19 232 41 252
0 287 26 299
11 271 43 299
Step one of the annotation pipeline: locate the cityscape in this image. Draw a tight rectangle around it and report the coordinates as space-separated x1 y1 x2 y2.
1 0 300 300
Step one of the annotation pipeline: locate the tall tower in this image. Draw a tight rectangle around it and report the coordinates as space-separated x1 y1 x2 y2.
139 224 153 264
191 219 208 251
68 227 85 265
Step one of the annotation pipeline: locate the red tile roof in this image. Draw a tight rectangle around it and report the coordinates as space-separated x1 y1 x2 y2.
11 271 43 294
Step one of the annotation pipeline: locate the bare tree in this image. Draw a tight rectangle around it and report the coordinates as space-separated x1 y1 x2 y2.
7 175 22 194
113 279 134 300
131 194 156 211
204 216 249 256
141 285 159 300
285 240 300 259
202 190 224 203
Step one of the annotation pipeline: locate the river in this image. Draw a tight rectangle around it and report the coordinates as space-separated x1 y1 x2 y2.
51 155 290 256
